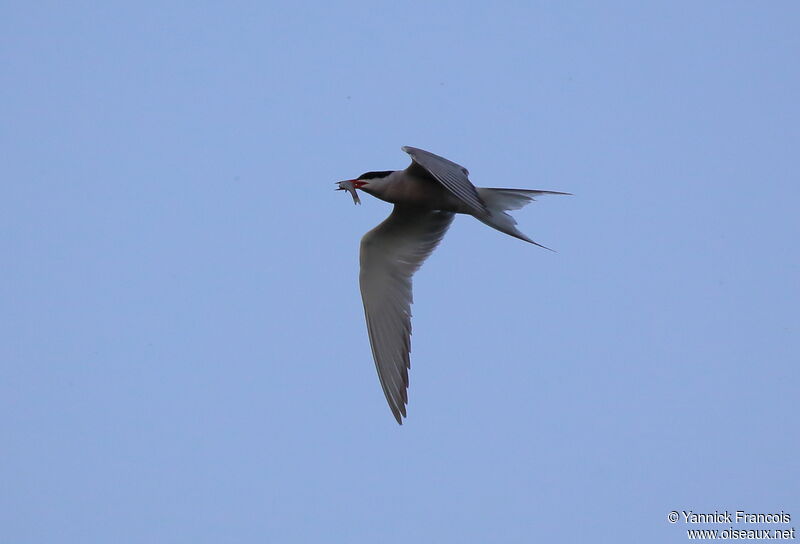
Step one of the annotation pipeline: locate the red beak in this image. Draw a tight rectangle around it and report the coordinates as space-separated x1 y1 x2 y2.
345 179 367 189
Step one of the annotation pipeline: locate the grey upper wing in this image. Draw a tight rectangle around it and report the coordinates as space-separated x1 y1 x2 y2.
402 146 487 215
359 205 455 424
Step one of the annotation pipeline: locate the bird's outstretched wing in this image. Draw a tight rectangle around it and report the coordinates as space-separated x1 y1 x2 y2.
359 205 455 424
402 146 487 215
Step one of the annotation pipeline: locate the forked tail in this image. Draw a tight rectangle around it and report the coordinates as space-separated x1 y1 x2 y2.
475 188 570 250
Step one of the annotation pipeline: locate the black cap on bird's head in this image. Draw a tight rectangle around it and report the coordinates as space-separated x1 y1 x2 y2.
357 170 393 180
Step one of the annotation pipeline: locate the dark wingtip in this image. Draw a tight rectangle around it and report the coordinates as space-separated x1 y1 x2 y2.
536 190 573 196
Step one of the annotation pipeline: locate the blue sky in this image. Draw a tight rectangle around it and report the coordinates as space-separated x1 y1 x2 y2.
2 2 798 542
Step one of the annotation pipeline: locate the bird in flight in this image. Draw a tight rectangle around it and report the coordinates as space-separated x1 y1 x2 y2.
337 146 568 424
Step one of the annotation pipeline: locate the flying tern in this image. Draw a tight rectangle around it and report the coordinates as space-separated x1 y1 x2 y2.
337 146 567 424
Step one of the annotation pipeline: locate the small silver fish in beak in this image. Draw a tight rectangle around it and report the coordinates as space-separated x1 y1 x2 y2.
336 180 362 205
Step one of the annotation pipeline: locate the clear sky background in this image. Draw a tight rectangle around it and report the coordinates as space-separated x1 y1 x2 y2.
2 2 798 542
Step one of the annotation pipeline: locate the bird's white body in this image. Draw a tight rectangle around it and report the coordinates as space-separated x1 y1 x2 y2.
337 146 567 424
360 170 473 213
